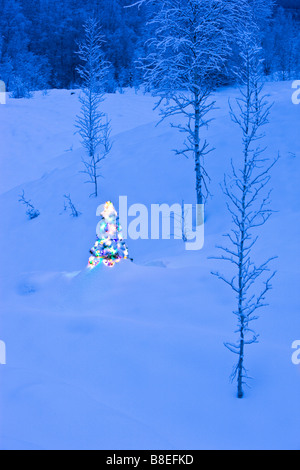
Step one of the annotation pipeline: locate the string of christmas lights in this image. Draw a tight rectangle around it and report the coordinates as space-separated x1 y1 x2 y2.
88 201 129 269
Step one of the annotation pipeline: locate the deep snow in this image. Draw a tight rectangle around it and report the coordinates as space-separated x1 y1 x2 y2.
0 83 299 450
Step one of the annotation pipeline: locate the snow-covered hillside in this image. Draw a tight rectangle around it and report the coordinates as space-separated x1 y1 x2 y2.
0 83 299 450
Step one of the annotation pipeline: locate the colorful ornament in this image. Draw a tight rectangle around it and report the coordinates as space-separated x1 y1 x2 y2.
88 201 129 269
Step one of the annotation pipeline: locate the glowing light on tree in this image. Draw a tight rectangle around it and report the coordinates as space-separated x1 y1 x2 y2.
88 201 129 269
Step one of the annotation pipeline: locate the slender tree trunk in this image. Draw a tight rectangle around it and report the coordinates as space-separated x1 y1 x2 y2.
194 94 205 227
94 157 98 197
238 213 246 398
88 87 98 198
237 119 249 398
238 231 245 398
194 95 203 205
237 322 245 398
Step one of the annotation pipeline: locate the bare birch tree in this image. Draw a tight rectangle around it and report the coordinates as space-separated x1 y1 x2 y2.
212 15 278 399
76 18 112 198
134 0 246 209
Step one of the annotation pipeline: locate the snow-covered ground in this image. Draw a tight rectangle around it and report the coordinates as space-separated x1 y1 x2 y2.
0 83 299 450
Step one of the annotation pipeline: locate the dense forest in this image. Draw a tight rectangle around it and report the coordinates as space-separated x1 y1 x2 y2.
0 0 299 96
279 0 300 10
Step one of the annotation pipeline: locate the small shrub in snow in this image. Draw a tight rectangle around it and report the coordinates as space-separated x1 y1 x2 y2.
18 191 40 220
63 194 81 218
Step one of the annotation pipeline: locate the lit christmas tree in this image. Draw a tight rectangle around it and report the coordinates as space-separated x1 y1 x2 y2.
88 201 129 269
